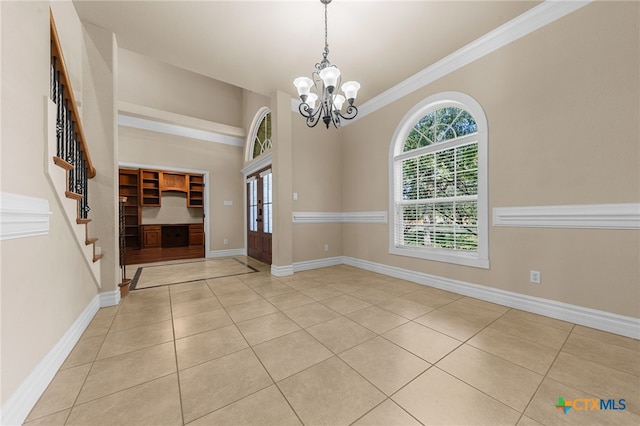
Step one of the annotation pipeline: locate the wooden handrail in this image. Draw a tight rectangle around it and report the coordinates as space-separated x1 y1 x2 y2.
50 10 96 179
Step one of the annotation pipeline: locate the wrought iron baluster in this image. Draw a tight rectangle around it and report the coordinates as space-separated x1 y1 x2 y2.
81 156 90 219
75 137 82 194
50 60 55 102
68 119 76 193
50 51 93 222
56 71 64 158
67 104 74 164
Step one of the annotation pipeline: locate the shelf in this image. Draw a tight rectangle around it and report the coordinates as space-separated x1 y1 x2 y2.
140 169 161 207
187 174 205 207
119 168 141 249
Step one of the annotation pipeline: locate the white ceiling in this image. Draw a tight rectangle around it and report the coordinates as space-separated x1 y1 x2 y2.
73 0 541 104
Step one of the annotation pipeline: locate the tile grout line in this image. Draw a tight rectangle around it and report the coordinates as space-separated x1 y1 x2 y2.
216 296 307 426
168 286 188 426
61 303 123 424
515 322 576 424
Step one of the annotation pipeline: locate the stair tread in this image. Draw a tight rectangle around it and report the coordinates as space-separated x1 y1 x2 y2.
65 191 83 200
86 237 98 245
93 253 104 263
77 218 91 224
53 156 73 171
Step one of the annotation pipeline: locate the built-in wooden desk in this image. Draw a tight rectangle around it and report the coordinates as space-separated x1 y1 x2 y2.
141 224 204 249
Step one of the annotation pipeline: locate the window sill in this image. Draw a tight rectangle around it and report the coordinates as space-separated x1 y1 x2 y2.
389 245 490 269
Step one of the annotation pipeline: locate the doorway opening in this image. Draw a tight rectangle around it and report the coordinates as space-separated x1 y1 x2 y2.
247 167 272 264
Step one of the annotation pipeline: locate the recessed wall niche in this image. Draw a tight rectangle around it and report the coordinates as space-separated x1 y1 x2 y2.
141 192 203 225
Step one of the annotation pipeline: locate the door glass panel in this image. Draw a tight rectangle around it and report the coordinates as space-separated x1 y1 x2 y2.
248 178 258 232
262 172 272 234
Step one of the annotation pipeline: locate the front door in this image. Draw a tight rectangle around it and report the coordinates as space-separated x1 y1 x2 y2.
247 168 272 264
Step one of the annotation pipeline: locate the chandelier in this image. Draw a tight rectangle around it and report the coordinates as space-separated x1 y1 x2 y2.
293 0 361 129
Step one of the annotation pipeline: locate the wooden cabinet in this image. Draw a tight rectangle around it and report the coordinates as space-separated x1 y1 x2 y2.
119 167 206 261
161 172 188 192
118 168 141 249
188 174 204 207
140 224 202 248
141 225 161 248
189 223 204 246
140 169 161 206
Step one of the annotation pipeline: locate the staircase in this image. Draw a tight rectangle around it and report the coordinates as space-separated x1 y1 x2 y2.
46 11 102 286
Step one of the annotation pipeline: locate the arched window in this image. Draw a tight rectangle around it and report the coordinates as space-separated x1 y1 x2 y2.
249 109 272 160
389 92 489 268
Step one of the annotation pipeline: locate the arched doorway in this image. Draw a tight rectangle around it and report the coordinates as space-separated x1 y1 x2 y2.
243 108 273 264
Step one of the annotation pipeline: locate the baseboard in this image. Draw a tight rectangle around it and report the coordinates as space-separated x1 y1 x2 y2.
271 264 294 277
0 295 100 426
343 256 640 339
99 288 120 307
293 256 344 272
283 255 638 339
208 248 246 258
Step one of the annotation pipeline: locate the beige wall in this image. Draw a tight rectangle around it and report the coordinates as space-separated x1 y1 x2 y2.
141 193 204 225
0 0 101 404
119 126 244 252
242 90 270 141
118 47 249 254
82 21 120 296
119 48 243 127
340 1 639 317
1 0 637 417
291 114 344 263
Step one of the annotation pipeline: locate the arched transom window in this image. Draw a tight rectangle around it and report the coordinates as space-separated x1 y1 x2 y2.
390 92 489 268
251 110 272 160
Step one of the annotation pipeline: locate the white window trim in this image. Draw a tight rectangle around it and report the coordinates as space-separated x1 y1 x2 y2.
388 91 489 269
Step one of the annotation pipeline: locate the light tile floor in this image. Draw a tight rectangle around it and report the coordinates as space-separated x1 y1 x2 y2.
24 258 640 425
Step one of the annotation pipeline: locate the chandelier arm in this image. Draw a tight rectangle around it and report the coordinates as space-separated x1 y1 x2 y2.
334 105 359 121
294 0 359 131
299 102 323 128
306 113 322 128
298 102 313 118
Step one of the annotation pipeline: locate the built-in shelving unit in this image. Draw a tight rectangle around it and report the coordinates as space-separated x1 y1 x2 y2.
140 169 161 206
188 174 204 207
118 167 206 263
118 168 141 249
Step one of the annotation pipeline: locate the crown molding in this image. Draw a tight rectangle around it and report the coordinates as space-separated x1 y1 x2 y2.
118 101 245 147
291 1 592 122
118 114 245 147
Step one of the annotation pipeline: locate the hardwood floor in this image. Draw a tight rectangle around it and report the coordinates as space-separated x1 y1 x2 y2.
124 246 204 265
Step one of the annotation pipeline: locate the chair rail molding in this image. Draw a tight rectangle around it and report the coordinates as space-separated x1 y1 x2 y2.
0 192 52 240
292 211 388 224
493 203 640 229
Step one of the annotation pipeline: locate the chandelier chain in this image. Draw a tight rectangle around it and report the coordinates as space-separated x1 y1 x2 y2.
323 1 329 62
293 0 360 129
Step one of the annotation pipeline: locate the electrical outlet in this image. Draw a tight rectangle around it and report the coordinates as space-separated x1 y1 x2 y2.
324 244 329 252
223 239 228 245
530 270 541 284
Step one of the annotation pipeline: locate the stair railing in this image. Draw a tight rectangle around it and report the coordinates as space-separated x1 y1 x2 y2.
49 11 96 220
49 10 103 263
